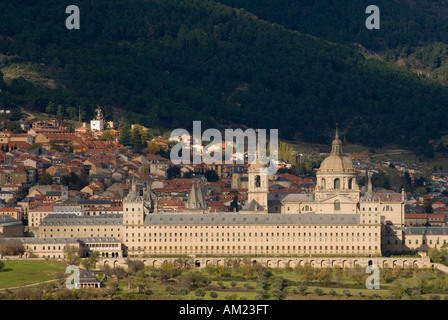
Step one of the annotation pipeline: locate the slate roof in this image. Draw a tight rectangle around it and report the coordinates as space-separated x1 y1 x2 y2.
144 212 360 226
0 215 22 227
78 270 100 284
282 193 315 202
40 214 123 226
20 237 119 244
241 199 265 212
403 226 448 236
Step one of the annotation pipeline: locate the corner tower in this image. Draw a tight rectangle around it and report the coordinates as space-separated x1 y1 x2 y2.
123 179 145 225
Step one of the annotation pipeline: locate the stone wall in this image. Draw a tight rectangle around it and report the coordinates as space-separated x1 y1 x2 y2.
99 256 432 270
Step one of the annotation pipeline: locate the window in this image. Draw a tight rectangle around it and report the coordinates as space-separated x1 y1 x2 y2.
334 178 340 189
255 175 261 187
334 200 340 211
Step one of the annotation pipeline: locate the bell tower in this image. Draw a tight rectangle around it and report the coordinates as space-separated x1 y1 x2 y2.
247 149 269 211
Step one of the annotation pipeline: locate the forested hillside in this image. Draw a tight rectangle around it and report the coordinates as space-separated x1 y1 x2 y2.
0 0 447 157
216 0 448 84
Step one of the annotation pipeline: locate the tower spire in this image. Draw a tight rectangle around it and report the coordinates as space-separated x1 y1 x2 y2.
331 124 343 155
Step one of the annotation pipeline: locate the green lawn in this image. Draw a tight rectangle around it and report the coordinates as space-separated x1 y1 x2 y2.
0 260 67 289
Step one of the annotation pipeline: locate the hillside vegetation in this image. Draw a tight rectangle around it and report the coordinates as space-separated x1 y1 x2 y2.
217 0 448 83
0 0 447 158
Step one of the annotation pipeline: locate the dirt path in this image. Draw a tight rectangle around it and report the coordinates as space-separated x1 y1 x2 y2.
19 106 35 121
0 278 59 291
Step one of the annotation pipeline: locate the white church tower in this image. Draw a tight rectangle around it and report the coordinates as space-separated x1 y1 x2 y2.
90 107 104 132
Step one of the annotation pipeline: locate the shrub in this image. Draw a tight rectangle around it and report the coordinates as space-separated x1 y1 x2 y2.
298 284 307 295
165 285 175 295
195 288 206 298
314 288 324 296
243 282 253 290
179 288 190 296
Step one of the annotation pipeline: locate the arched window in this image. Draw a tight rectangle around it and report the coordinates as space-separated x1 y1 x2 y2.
348 178 353 189
334 178 340 190
255 175 261 187
334 200 340 211
321 178 326 189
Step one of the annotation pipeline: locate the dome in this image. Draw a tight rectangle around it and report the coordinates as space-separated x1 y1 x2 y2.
318 125 355 172
319 153 354 172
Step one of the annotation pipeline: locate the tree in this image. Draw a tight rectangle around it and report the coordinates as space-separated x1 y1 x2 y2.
113 267 127 280
39 173 53 185
204 169 219 182
436 142 447 155
144 140 160 154
0 239 25 256
298 284 307 296
56 105 64 120
228 195 239 212
0 261 4 272
126 259 145 274
82 251 100 270
66 106 78 120
179 288 190 295
64 245 80 266
210 291 218 299
194 288 206 298
167 166 181 180
7 121 22 133
316 268 332 286
272 288 283 300
46 102 56 114
165 285 175 295
118 120 131 146
131 125 146 145
428 243 448 265
314 288 324 296
137 280 152 295
100 130 115 141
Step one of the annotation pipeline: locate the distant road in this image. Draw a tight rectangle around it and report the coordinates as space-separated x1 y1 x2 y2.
370 151 414 158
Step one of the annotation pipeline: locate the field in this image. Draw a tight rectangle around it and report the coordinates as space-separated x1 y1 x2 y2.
1 259 448 300
0 259 66 289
